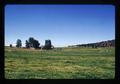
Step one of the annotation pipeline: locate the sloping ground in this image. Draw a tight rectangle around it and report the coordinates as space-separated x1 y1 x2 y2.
69 39 115 47
5 47 115 79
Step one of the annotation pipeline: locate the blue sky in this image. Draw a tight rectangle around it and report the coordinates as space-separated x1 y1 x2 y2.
5 5 115 47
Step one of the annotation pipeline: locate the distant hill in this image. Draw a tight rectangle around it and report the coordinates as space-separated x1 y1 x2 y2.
68 39 115 48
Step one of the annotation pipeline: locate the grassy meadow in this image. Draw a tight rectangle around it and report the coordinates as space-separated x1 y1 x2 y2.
5 47 115 79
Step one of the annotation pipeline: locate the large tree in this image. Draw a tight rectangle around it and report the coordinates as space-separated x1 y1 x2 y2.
25 40 30 48
16 39 22 48
33 39 40 49
28 37 35 48
26 37 40 49
43 40 52 49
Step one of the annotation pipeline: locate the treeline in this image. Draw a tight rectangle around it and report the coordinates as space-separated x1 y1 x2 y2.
68 39 115 48
10 37 54 50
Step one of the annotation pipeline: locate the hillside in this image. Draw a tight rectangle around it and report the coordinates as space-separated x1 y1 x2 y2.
68 39 115 48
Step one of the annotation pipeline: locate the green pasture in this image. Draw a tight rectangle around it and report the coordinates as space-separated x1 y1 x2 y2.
5 47 115 79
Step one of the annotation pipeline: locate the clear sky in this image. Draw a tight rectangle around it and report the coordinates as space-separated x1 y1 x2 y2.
5 5 115 47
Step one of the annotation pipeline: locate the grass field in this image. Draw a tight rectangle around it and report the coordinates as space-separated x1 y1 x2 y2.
5 47 115 79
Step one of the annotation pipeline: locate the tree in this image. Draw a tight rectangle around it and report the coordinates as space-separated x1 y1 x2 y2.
33 39 40 49
43 40 52 49
26 37 40 49
28 37 35 48
10 44 12 48
25 40 30 48
16 39 22 48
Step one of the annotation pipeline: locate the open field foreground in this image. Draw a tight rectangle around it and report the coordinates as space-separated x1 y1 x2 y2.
5 47 115 79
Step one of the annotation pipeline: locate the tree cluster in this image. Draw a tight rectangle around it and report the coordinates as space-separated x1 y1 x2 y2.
15 37 53 49
25 37 40 49
69 39 115 48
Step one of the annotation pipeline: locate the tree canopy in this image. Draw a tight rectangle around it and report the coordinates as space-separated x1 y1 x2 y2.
26 37 40 49
16 39 22 48
43 40 52 49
